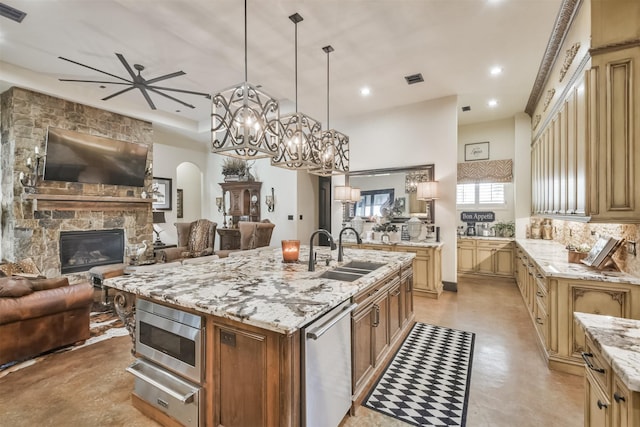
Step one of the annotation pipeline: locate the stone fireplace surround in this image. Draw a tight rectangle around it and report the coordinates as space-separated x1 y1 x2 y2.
1 87 154 281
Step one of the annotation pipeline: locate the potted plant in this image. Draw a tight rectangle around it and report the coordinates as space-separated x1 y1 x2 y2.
221 158 248 182
494 221 515 237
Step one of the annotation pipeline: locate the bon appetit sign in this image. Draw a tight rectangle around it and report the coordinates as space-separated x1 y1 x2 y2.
460 211 495 223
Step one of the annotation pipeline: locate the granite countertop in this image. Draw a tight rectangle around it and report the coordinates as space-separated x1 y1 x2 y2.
516 239 640 286
458 236 515 242
574 312 640 392
103 246 414 335
343 238 444 248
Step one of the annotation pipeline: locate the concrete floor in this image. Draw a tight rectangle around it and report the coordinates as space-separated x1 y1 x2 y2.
0 275 583 426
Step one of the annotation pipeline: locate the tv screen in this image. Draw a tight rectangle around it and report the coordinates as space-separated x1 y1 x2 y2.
44 127 149 187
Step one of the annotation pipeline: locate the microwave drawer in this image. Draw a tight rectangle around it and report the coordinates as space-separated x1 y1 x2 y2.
127 359 201 427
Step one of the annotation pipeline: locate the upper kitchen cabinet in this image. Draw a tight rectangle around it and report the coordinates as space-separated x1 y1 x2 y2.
529 0 640 223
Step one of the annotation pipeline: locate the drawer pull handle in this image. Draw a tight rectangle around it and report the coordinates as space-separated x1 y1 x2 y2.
613 393 626 403
581 352 605 374
597 400 608 410
535 317 544 325
536 291 543 297
391 289 401 297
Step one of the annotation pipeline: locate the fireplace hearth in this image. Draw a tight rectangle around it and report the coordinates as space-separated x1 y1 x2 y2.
60 229 125 274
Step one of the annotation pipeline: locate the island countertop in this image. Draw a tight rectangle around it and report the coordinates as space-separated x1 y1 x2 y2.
574 312 640 392
103 246 414 335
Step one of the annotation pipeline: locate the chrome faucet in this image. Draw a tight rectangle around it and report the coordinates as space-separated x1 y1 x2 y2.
308 229 337 271
338 227 362 262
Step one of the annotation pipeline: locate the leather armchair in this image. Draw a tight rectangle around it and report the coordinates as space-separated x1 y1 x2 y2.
156 219 217 263
217 220 275 258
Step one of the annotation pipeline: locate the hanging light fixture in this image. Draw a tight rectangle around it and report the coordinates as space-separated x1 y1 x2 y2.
272 13 322 170
211 0 280 159
309 45 349 176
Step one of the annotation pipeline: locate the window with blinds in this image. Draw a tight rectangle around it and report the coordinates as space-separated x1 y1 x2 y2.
456 183 505 205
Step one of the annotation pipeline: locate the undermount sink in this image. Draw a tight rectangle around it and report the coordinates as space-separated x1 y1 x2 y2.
317 261 386 282
318 270 366 282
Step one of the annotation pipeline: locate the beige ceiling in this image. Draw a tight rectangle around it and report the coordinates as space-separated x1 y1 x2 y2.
0 0 562 144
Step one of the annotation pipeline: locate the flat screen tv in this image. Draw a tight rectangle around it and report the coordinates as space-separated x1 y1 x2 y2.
44 127 149 187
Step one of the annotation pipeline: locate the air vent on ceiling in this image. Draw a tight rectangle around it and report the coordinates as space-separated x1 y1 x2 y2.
462 106 471 112
0 2 27 23
404 73 424 85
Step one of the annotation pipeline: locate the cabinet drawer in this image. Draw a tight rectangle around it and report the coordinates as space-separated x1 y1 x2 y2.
584 335 612 394
353 276 397 307
476 241 513 250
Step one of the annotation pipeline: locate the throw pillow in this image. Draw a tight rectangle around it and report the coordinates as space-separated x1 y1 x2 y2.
0 258 42 278
187 219 212 257
0 276 34 298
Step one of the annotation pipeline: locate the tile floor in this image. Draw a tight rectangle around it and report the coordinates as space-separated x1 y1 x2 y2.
0 275 583 426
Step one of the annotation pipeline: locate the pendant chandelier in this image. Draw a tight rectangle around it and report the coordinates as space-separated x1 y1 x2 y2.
272 13 322 170
308 45 349 176
211 0 280 160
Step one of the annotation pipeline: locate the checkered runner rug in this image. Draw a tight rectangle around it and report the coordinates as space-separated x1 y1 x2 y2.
363 322 475 426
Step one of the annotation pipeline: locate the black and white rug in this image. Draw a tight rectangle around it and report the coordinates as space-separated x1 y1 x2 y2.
363 322 475 426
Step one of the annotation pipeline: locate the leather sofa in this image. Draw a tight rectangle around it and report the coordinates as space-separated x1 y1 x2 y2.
0 276 94 366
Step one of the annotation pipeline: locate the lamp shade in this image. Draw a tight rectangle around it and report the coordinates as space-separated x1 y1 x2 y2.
152 211 166 224
334 185 352 202
416 181 439 200
350 187 361 203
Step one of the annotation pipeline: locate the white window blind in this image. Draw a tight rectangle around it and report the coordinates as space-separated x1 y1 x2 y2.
479 183 505 204
456 184 476 205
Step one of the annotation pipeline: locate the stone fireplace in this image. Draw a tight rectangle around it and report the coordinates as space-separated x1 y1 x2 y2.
0 87 154 279
60 229 125 274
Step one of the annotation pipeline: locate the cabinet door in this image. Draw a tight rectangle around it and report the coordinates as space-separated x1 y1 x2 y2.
388 282 403 343
494 248 514 277
590 47 640 222
612 375 631 427
457 244 476 273
403 275 414 323
352 305 375 394
585 370 611 427
475 245 494 275
569 283 630 356
372 292 390 367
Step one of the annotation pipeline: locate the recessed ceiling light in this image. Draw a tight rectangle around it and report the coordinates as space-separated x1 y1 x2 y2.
360 87 371 96
488 99 498 107
490 66 503 76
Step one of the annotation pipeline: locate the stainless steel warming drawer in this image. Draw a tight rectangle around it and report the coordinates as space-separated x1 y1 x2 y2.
127 358 202 427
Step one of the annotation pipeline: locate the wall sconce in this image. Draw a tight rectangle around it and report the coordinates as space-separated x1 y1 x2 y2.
145 162 153 176
216 197 224 212
265 187 275 212
19 146 44 192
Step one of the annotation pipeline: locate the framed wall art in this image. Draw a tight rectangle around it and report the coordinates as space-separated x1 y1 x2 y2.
464 142 490 161
152 177 172 210
177 188 184 218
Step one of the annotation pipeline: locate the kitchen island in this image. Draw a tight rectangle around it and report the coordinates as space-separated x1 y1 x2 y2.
104 246 415 427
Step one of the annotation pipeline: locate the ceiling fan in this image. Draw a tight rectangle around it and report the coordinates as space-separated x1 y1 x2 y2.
58 53 210 110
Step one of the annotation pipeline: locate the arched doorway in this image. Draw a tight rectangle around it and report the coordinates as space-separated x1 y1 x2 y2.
176 162 203 222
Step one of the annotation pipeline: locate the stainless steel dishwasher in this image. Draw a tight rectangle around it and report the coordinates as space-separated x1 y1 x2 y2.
302 299 357 427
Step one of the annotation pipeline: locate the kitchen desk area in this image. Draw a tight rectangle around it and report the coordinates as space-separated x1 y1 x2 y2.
103 246 415 427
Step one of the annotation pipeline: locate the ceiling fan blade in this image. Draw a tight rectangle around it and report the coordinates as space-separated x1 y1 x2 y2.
102 86 135 101
145 70 186 85
115 53 137 79
58 56 130 83
147 87 196 109
149 85 210 98
138 87 157 110
59 79 131 86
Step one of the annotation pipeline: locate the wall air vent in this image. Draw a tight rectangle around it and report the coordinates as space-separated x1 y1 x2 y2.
462 106 471 112
0 2 27 23
404 73 424 85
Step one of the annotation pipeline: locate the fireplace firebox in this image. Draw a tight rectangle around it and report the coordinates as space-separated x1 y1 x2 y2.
60 229 125 274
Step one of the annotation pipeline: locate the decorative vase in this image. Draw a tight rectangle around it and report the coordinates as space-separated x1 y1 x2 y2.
406 217 422 240
351 216 364 236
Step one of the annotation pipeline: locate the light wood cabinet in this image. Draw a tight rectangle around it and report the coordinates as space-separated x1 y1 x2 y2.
581 334 640 427
516 243 640 375
457 239 514 278
354 243 443 299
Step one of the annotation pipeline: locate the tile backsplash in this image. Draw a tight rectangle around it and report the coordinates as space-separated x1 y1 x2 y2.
529 218 639 277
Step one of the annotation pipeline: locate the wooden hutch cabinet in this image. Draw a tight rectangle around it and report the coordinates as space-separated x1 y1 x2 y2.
218 181 262 250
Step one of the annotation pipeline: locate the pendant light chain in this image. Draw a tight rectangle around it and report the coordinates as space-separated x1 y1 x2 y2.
244 0 248 82
294 20 298 111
